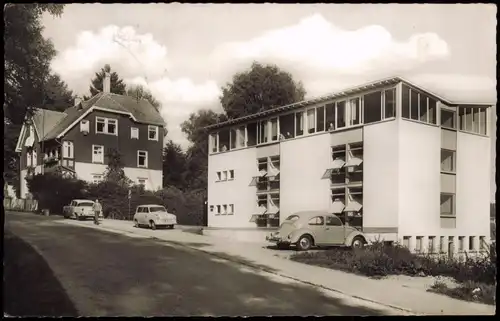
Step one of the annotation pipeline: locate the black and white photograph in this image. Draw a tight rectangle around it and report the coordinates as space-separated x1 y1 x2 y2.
3 3 496 317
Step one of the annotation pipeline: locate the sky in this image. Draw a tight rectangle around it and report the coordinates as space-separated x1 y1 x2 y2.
41 3 497 200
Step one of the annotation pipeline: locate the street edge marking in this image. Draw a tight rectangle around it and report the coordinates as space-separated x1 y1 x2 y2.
54 220 416 315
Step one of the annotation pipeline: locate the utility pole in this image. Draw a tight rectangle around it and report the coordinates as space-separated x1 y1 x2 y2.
128 189 131 220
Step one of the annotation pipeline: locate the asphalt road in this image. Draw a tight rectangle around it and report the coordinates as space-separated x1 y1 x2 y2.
4 211 394 317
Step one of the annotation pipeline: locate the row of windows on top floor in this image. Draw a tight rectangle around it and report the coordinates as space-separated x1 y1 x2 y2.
78 116 161 141
209 87 397 153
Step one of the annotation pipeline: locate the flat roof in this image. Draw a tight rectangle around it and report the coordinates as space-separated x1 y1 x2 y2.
205 76 494 131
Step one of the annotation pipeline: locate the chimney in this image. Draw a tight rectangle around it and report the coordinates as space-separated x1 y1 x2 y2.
103 72 111 93
74 96 82 106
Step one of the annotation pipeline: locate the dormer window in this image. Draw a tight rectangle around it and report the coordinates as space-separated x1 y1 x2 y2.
80 120 90 133
131 127 139 139
148 125 158 141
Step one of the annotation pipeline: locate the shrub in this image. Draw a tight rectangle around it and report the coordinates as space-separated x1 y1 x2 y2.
429 280 496 305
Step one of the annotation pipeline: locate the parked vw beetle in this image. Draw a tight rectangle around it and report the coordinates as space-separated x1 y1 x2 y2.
266 210 367 251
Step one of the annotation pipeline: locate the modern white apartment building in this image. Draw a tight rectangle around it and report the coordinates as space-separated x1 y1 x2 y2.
206 77 493 254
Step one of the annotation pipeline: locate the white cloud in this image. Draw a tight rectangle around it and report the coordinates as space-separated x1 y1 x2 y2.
210 14 450 76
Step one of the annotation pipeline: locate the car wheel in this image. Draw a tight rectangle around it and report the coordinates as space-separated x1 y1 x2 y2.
150 221 156 230
76 215 81 221
351 236 366 249
134 219 139 228
297 235 313 251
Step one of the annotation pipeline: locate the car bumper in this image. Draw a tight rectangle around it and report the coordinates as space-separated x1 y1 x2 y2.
155 219 177 226
266 234 289 244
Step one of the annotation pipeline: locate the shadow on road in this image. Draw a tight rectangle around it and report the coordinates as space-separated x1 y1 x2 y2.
3 231 79 317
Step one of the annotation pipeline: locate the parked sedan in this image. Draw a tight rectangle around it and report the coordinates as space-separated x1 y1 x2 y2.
266 210 367 251
133 204 177 230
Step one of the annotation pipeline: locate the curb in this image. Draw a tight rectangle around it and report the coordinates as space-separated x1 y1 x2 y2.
58 220 415 315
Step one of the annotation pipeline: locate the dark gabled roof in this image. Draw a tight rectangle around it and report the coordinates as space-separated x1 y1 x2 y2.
204 76 494 131
32 108 67 139
42 92 164 141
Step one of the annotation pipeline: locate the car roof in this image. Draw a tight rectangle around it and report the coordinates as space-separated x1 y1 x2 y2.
137 204 164 207
73 199 94 202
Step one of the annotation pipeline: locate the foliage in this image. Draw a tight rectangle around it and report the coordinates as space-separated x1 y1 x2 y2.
162 140 188 190
291 241 497 286
26 173 87 214
429 280 496 305
220 61 306 119
126 84 162 111
103 148 133 187
85 64 126 98
3 4 69 188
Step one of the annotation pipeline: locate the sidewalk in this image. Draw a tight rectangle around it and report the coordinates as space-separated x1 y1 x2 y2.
57 218 495 316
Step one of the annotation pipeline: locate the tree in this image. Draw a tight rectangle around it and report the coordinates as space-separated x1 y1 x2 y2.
4 4 67 188
162 140 188 190
220 61 306 119
41 73 75 112
103 148 132 187
85 64 126 98
181 109 226 191
126 84 161 112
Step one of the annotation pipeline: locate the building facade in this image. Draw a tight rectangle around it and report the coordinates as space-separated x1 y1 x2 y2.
16 74 165 196
206 77 493 254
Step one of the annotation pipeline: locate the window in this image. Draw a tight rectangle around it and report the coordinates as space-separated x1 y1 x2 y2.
440 193 455 216
307 109 315 134
479 108 487 135
364 91 382 124
95 117 118 135
384 88 396 119
441 109 456 129
209 205 214 213
228 204 234 215
63 141 74 159
137 150 148 168
222 204 228 215
270 118 278 141
326 216 342 226
221 170 227 181
92 145 104 163
402 85 410 119
440 236 446 253
316 106 325 132
219 130 229 151
410 90 419 120
325 103 335 130
237 126 246 147
459 107 467 131
349 97 361 126
228 170 234 180
216 205 221 215
428 236 436 253
458 236 465 252
247 123 257 146
216 172 221 181
230 128 237 149
308 216 324 226
295 112 304 136
419 95 428 122
469 236 475 251
285 215 300 221
138 178 147 187
440 149 455 172
148 125 158 141
472 109 479 133
26 152 32 167
479 236 486 250
336 101 346 128
92 174 103 184
131 127 139 139
209 133 218 153
258 120 268 144
416 236 423 252
428 99 437 124
403 236 410 249
279 114 295 139
80 120 90 133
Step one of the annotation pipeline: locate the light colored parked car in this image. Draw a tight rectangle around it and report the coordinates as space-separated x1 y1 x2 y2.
133 204 177 230
266 210 367 251
63 199 102 220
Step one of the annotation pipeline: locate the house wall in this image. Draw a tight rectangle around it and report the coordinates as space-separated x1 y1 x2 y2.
398 120 441 239
74 162 162 191
363 120 399 237
63 110 164 170
207 147 257 228
456 131 491 243
280 133 332 217
19 123 42 170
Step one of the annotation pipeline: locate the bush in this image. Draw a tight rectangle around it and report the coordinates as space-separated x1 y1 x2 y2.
429 279 496 305
291 240 497 285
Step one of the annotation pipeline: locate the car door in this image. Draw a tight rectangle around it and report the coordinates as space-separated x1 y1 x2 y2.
137 207 146 224
143 206 150 223
306 216 327 244
324 215 346 245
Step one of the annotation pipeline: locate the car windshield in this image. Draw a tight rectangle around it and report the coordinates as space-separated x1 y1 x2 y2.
149 206 167 213
78 202 94 207
285 215 300 221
